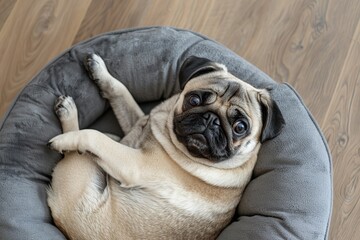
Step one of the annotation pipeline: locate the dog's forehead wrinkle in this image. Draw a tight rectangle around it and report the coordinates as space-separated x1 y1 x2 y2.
218 82 231 97
228 85 241 101
229 88 258 113
215 81 247 104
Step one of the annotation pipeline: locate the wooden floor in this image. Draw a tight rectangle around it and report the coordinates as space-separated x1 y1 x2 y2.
0 0 359 239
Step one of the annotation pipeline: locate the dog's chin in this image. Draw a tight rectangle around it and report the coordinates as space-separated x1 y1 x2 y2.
185 134 209 157
176 133 228 162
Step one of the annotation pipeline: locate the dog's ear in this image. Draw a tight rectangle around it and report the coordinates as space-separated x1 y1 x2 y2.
179 56 227 89
257 90 285 143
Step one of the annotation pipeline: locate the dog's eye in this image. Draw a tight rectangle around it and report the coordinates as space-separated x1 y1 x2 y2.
233 120 248 136
189 95 201 106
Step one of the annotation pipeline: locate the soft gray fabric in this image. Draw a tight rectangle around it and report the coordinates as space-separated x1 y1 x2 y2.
0 27 332 239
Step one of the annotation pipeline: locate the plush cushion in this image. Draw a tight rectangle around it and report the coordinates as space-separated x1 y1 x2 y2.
0 27 332 239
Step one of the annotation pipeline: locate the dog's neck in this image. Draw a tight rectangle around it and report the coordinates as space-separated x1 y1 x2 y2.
149 95 258 188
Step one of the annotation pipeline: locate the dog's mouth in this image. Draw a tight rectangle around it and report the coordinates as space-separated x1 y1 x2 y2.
184 134 208 156
173 114 231 162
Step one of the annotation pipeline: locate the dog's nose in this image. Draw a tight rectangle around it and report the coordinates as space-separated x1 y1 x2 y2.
203 112 220 126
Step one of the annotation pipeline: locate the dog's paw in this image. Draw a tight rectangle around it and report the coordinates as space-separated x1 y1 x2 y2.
84 53 109 81
84 53 115 98
47 132 84 154
47 134 69 154
54 96 77 121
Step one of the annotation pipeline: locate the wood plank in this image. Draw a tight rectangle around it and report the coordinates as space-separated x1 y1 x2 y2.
74 0 225 43
0 0 16 31
74 0 271 48
0 0 92 117
322 19 360 240
121 0 283 49
74 0 151 43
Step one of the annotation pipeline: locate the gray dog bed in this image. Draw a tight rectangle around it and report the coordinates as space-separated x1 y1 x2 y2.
0 27 332 239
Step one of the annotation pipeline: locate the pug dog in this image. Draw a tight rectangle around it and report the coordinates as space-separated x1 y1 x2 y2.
47 54 284 240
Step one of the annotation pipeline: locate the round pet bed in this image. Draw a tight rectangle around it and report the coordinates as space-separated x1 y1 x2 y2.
0 27 332 239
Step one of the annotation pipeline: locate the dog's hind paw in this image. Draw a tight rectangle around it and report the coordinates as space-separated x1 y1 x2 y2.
54 96 77 121
84 53 109 81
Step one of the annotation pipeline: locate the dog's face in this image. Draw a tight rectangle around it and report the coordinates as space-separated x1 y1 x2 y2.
173 57 284 163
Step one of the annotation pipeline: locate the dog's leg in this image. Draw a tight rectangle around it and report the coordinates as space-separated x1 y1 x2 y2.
84 53 144 135
48 129 145 187
54 95 79 133
48 97 107 216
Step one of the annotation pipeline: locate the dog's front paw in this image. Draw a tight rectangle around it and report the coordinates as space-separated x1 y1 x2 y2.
48 132 84 154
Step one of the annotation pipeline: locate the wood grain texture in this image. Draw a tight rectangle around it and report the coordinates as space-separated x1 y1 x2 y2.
74 0 151 43
0 0 359 239
323 19 360 239
0 0 16 31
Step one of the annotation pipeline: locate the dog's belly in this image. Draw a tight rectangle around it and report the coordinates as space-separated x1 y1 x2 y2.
50 170 232 240
108 181 225 239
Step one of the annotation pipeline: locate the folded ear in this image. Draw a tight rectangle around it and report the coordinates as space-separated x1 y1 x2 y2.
179 56 227 89
257 90 285 143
